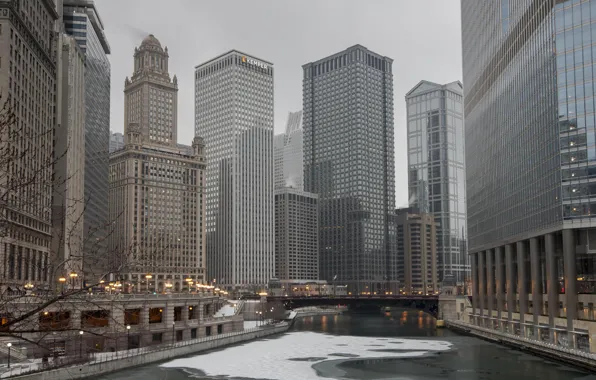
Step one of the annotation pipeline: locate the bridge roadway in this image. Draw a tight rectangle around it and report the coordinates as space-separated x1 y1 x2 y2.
266 294 440 318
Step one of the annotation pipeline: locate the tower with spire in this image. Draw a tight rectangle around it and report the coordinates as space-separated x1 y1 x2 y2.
109 35 207 291
124 34 178 147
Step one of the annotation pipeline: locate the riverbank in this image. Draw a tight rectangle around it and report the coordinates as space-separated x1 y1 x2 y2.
446 320 596 373
4 323 290 380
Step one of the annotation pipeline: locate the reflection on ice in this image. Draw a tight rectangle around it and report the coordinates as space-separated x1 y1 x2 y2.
161 331 452 380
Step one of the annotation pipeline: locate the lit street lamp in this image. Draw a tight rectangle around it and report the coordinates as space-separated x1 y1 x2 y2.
70 272 78 290
126 325 131 350
6 343 11 368
79 331 83 358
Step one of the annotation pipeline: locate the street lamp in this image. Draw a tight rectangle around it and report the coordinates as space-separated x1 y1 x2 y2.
145 274 152 293
70 272 78 290
6 343 11 368
126 325 131 350
79 331 84 358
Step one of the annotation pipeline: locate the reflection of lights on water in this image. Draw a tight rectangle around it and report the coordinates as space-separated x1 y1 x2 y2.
321 315 328 332
418 316 423 328
333 315 338 322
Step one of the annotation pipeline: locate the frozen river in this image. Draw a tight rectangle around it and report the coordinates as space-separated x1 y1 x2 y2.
95 310 596 380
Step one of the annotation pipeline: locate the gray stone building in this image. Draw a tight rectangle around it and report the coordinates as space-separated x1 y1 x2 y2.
195 51 274 290
405 80 468 284
0 1 60 290
52 34 86 283
63 0 111 281
275 188 318 282
462 0 596 350
109 35 207 291
303 45 397 294
395 207 438 295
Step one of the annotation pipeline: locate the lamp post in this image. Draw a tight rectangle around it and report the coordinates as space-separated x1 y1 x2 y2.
69 272 78 290
6 343 11 368
58 277 66 294
79 331 83 358
126 325 131 350
172 322 175 345
145 274 152 293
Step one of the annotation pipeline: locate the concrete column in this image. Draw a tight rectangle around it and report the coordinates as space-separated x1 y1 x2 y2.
562 229 577 334
486 249 494 327
495 246 504 329
505 244 514 328
545 233 558 342
517 241 528 336
471 253 478 319
478 250 486 322
530 237 542 335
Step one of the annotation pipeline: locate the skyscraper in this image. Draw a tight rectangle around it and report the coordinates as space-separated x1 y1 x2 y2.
109 131 124 153
275 188 319 282
303 45 396 294
462 1 596 345
63 0 111 280
405 80 468 283
195 51 274 290
0 1 59 289
395 207 438 295
109 35 206 291
274 111 304 190
52 34 86 281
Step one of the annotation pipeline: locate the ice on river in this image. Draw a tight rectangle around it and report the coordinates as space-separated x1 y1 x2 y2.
161 331 452 380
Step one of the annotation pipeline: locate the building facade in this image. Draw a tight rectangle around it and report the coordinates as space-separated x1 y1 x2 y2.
109 131 124 153
275 188 318 282
195 51 274 290
51 35 86 281
0 1 59 289
462 0 596 350
63 0 111 281
303 45 397 294
395 207 438 295
274 110 304 190
405 80 468 284
109 35 206 291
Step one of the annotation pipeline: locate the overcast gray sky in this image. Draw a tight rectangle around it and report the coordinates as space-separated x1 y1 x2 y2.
100 0 462 207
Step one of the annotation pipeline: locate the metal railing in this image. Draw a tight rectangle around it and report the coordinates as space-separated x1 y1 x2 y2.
0 322 289 379
447 320 596 360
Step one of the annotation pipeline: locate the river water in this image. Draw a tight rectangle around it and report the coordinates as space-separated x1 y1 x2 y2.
95 309 596 380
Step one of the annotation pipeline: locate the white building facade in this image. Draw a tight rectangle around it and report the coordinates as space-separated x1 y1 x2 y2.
195 51 274 290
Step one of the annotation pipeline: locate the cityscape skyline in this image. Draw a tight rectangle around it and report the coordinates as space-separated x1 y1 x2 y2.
97 0 463 207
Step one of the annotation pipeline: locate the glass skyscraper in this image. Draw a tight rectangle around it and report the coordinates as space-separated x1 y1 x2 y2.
63 1 111 280
405 81 468 284
274 110 304 190
303 45 396 294
195 51 274 290
463 0 596 349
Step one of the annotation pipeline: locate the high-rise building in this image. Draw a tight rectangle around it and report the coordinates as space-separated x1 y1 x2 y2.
0 1 59 289
195 51 274 290
462 1 596 346
52 35 86 281
405 80 468 283
303 45 396 294
274 111 304 190
275 188 319 282
274 134 286 190
109 35 207 291
395 207 438 295
63 0 111 280
109 131 124 153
